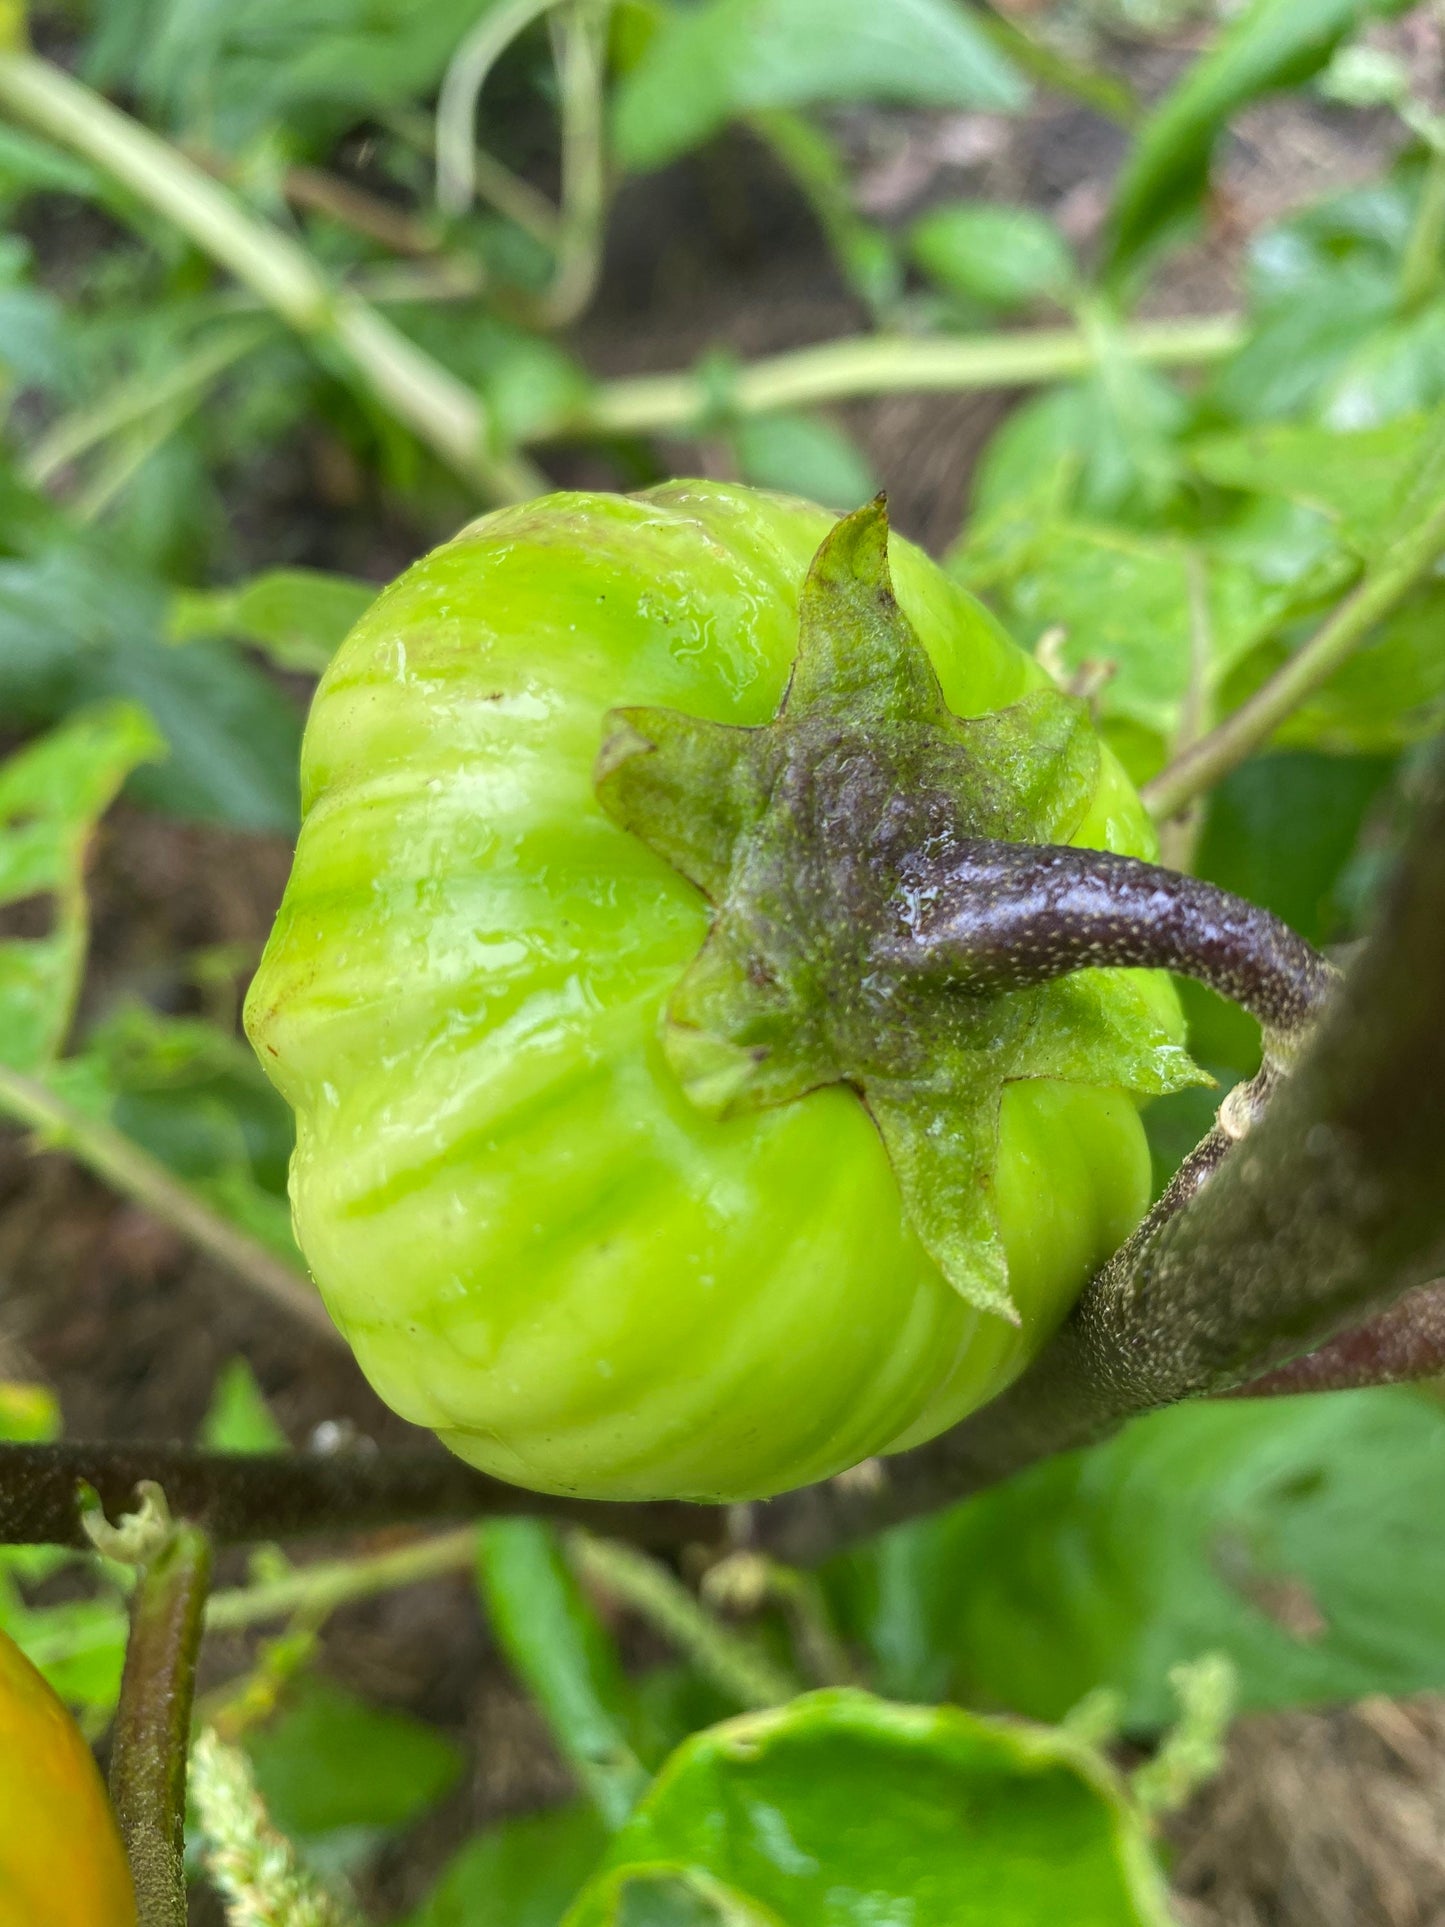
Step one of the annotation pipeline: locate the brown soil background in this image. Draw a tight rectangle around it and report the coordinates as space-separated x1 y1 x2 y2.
4 9 1445 1920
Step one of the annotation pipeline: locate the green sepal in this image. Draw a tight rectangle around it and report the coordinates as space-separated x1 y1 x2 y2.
595 498 1198 1319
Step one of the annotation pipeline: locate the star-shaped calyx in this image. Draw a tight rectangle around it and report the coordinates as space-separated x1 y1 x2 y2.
595 498 1196 1320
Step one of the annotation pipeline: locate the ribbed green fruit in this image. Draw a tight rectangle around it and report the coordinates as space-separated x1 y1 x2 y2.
246 482 1187 1501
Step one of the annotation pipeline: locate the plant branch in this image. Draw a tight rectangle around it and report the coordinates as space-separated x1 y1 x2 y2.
205 1525 480 1632
1230 1278 1445 1396
0 51 545 503
109 1515 212 1927
1142 492 1445 821
568 1532 799 1709
0 1439 722 1551
535 0 612 329
435 0 568 217
562 314 1245 440
0 1063 340 1345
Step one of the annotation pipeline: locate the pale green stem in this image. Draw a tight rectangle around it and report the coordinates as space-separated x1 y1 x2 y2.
535 0 612 330
0 1064 338 1346
73 394 192 522
1399 140 1445 314
1156 543 1214 873
383 102 561 248
205 1526 479 1633
1143 489 1445 821
564 314 1245 439
25 321 267 485
569 1533 800 1711
0 51 545 503
435 0 570 217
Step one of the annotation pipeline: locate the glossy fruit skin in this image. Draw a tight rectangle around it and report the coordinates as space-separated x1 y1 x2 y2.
246 482 1185 1502
0 1628 136 1927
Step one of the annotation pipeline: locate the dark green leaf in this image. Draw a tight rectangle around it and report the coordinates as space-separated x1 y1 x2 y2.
404 1803 610 1927
566 1690 1171 1926
909 202 1075 312
1107 0 1413 275
478 1521 652 1829
955 510 1291 740
86 0 497 154
613 0 1025 172
50 1003 299 1261
825 1388 1445 1730
970 360 1188 525
0 704 162 1072
246 1675 464 1839
1227 588 1445 754
0 545 302 830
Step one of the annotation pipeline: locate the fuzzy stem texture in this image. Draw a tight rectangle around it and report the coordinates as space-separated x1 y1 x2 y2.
109 1521 212 1927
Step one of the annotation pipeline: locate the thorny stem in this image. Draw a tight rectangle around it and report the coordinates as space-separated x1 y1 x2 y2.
892 840 1333 1042
0 1063 339 1345
896 835 1339 1277
109 1517 213 1927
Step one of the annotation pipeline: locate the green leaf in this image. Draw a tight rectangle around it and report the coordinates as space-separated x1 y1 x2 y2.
404 1803 610 1927
478 1521 652 1829
0 544 302 830
199 1357 288 1455
1229 586 1445 754
730 412 877 514
246 1675 464 1840
0 1381 59 1444
170 568 375 676
1189 412 1443 557
970 361 1189 524
955 512 1292 740
1203 163 1420 425
565 1690 1171 1926
824 1388 1445 1730
0 703 162 1073
2 1595 130 1720
909 202 1075 312
613 0 1025 172
1107 0 1413 274
85 0 496 155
